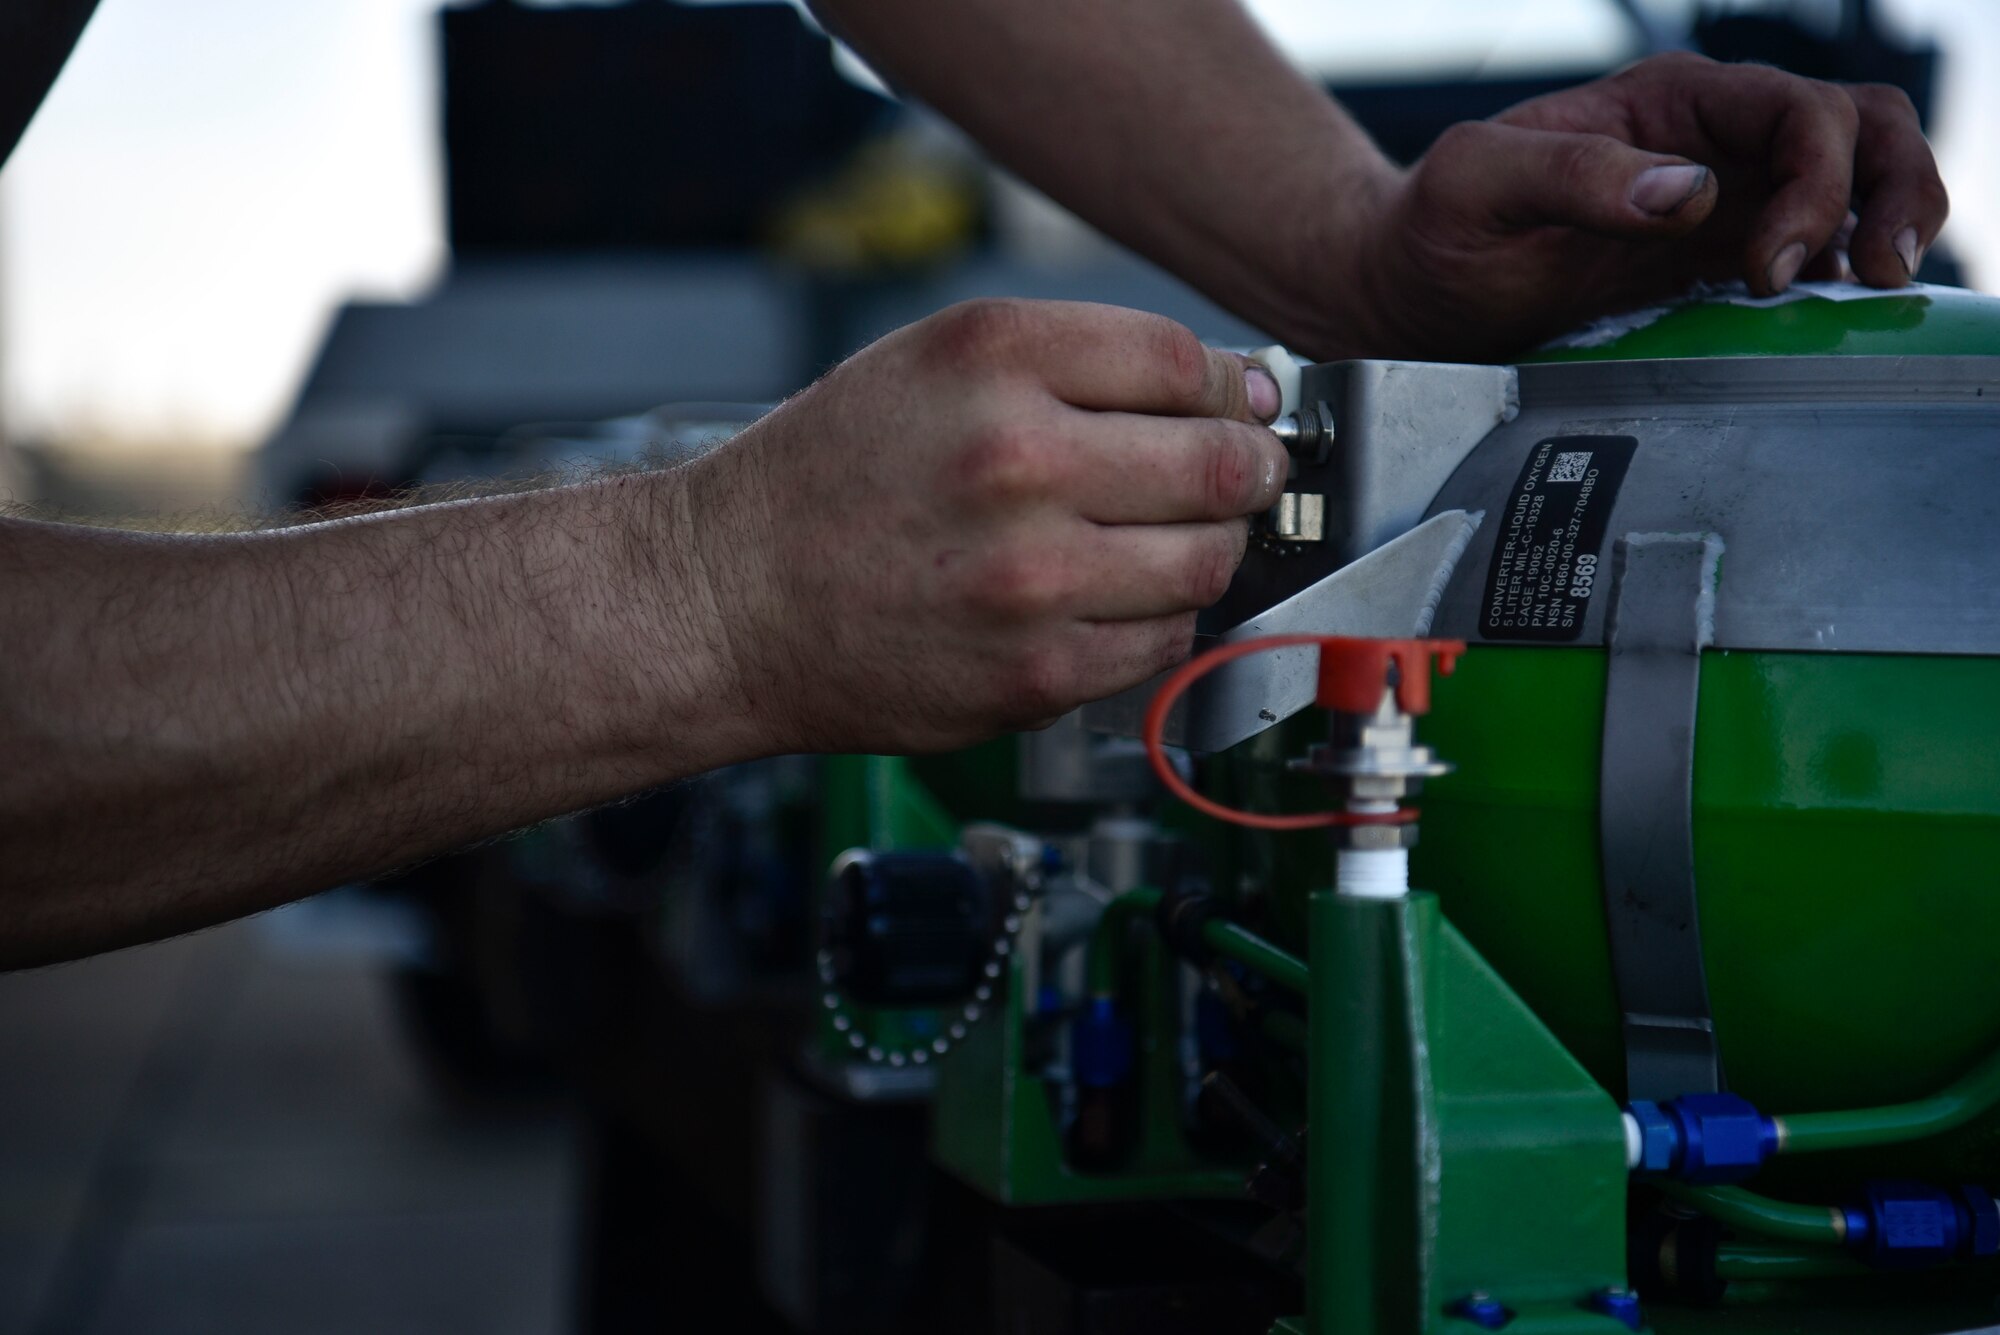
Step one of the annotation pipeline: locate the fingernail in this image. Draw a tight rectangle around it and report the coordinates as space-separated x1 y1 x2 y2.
1245 364 1281 422
1768 241 1808 292
1894 226 1920 277
1630 164 1707 216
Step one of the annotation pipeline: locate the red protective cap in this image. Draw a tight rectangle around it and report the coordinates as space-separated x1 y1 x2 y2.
1313 637 1464 717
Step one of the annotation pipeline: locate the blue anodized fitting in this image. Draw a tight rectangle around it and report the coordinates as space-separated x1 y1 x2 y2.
1070 997 1135 1090
1845 1180 2000 1269
1626 1091 1778 1183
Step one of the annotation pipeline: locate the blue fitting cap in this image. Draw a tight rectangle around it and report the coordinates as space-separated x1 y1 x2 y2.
1446 1294 1510 1329
1847 1179 1996 1269
1627 1092 1777 1183
1070 998 1134 1090
1584 1287 1643 1331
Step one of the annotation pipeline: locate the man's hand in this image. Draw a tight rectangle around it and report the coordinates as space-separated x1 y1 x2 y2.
1303 53 1951 362
816 1 1951 365
679 299 1287 753
0 297 1278 965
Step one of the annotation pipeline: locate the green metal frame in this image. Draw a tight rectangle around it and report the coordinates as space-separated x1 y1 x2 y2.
1299 888 1632 1334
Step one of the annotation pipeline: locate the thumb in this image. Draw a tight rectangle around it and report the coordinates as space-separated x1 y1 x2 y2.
1424 121 1718 238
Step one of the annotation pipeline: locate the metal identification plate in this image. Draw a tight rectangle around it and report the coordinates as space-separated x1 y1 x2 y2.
1479 435 1637 641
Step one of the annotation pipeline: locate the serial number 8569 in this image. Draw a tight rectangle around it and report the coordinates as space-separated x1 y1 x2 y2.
1569 552 1598 600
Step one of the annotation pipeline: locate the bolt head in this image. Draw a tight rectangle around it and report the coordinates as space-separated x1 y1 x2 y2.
1447 1294 1510 1329
1585 1286 1643 1331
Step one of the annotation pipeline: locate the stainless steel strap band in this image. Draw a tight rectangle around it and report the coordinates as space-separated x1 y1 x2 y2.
1599 532 1727 1102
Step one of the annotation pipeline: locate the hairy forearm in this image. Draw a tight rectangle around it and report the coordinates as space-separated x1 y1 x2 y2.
814 0 1398 355
0 466 760 967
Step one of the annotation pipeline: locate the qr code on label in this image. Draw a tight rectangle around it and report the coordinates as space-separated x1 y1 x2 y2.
1547 450 1592 483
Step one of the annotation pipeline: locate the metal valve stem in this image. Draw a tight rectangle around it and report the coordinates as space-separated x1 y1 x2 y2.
1269 401 1334 464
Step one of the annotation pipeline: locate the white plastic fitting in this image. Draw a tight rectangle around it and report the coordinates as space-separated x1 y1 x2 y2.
1622 1111 1644 1171
1335 847 1409 900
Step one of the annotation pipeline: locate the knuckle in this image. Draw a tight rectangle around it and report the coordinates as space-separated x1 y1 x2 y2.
1745 60 1800 93
1146 318 1212 410
1200 426 1261 514
1549 136 1607 199
1852 81 1917 121
924 298 1029 368
1153 615 1199 671
1644 50 1710 74
969 544 1068 619
1426 120 1489 166
1003 645 1075 720
956 421 1061 505
1818 82 1863 135
1185 532 1240 607
1709 58 1814 108
1924 177 1952 220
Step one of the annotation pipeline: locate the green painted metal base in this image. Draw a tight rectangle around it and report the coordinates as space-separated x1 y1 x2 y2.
1306 889 1633 1334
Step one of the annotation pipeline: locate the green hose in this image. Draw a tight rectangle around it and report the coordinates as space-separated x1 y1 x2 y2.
1205 920 1310 995
1775 1044 2000 1154
1714 1244 1869 1281
1658 1183 1847 1246
1083 888 1309 997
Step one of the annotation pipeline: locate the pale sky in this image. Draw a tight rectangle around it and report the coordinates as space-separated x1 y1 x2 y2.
2 0 1995 449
